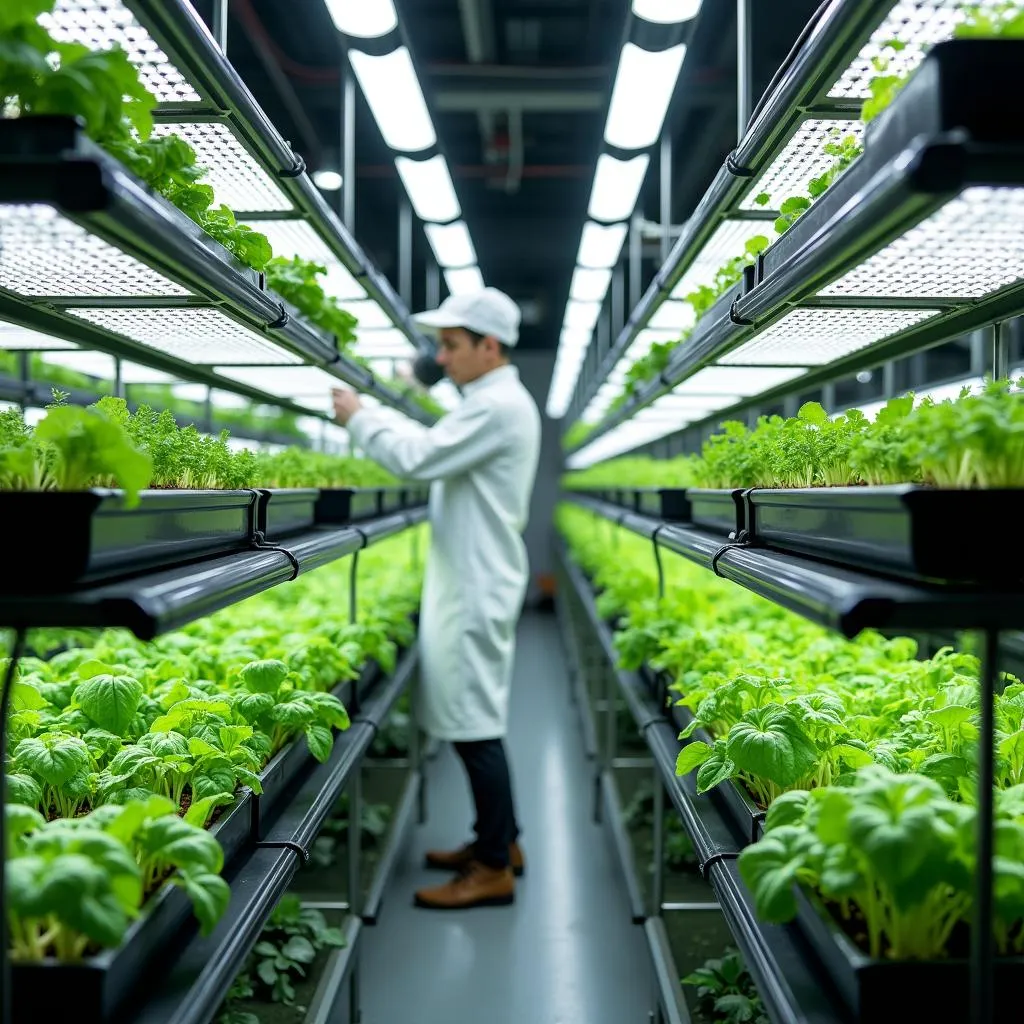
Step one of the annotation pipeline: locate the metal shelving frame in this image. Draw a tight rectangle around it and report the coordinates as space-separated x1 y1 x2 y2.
564 5 1024 460
560 494 1023 1024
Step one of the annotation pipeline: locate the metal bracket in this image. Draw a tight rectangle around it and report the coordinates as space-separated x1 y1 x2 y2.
725 151 755 178
700 850 740 881
267 304 290 329
278 154 306 178
257 839 309 862
710 531 750 576
729 300 754 327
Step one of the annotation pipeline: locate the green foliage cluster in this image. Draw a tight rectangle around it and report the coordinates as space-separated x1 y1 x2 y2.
307 790 391 869
562 454 696 490
218 895 345 1021
683 948 767 1024
4 530 425 960
558 505 1024 959
257 447 398 488
622 781 697 873
262 257 358 349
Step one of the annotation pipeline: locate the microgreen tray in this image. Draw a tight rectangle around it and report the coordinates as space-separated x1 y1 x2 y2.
686 488 746 537
744 486 1024 584
792 886 1024 1023
257 488 319 540
9 794 253 1023
5 489 258 591
635 488 692 522
314 487 382 524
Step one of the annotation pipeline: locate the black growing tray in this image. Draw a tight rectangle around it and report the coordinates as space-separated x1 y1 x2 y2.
745 485 1024 584
5 489 257 591
404 484 430 507
792 887 1024 1023
314 487 382 524
9 794 253 1024
257 488 318 539
635 488 692 521
687 488 746 536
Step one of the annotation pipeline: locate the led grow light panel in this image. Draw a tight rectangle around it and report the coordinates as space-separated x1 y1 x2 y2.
819 187 1024 300
67 308 303 365
828 0 1000 99
719 307 940 366
0 323 77 350
739 120 864 211
213 365 346 406
31 349 176 384
152 124 292 213
351 329 417 359
42 0 201 103
346 301 395 330
0 206 190 298
668 219 760 301
672 365 808 397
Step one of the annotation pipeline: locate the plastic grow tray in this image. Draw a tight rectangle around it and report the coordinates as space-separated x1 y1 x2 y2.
793 886 1024 1023
745 486 1024 584
9 794 253 1024
635 488 692 522
686 488 746 537
257 488 319 540
5 489 257 591
378 488 405 514
403 484 430 508
314 487 382 524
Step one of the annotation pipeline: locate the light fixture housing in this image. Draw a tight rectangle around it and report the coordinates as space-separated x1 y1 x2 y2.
576 221 628 270
425 221 477 269
444 266 485 295
570 267 613 304
604 42 686 152
631 0 702 24
348 47 436 153
395 154 461 223
588 153 650 223
564 300 602 333
323 0 398 38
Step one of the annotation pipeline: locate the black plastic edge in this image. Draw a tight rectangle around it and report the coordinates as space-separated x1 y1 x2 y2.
361 771 422 925
125 847 299 1024
708 859 851 1024
644 917 694 1024
601 770 648 924
354 646 418 732
302 915 362 1024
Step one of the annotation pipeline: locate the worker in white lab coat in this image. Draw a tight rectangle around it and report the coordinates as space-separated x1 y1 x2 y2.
332 288 541 910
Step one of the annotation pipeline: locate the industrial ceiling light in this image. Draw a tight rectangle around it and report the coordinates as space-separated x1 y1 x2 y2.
604 42 686 152
424 221 476 269
570 267 613 304
631 0 702 24
576 221 628 270
348 48 436 153
344 300 395 330
312 169 343 191
395 155 461 223
444 266 485 295
564 300 602 333
588 153 650 223
324 0 398 38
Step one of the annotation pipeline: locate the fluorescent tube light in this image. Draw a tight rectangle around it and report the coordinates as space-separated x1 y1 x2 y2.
324 0 397 38
312 169 343 191
588 153 650 223
560 327 593 352
564 300 602 332
604 42 686 152
395 154 461 223
577 221 628 269
570 267 613 303
425 221 477 268
632 0 701 24
349 47 436 152
444 266 485 295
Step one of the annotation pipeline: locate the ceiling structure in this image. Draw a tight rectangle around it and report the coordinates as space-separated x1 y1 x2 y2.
193 0 825 354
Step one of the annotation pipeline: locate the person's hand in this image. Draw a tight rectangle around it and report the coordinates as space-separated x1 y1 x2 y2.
332 387 363 426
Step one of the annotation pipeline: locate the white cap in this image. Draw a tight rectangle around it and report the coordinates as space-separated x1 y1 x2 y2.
412 287 521 347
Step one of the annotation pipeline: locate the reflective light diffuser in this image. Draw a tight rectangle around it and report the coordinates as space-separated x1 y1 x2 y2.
152 124 292 213
604 42 686 151
349 47 436 153
819 187 1024 299
719 307 940 366
67 308 305 365
0 206 190 298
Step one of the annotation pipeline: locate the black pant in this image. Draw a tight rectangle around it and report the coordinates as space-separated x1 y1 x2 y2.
453 738 520 869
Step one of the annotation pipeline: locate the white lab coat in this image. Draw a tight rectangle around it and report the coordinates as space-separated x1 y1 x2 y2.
346 365 541 741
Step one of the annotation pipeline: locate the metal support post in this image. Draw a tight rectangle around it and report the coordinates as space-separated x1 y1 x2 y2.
349 953 362 1023
821 381 836 412
992 321 1009 380
612 265 625 337
736 0 753 142
629 213 642 310
426 261 441 308
348 770 363 917
651 768 665 918
399 200 413 307
659 136 672 266
970 330 987 377
204 385 214 434
17 351 29 410
212 0 228 54
972 628 999 1024
343 65 356 233
113 358 125 400
348 552 361 715
882 359 897 400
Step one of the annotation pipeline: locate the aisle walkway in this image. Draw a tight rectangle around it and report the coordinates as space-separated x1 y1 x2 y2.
360 612 652 1024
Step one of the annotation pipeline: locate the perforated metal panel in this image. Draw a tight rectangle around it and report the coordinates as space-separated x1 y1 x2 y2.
152 124 292 213
739 120 864 211
0 206 191 299
718 308 940 366
42 0 201 103
67 308 303 364
820 187 1024 299
829 0 1003 99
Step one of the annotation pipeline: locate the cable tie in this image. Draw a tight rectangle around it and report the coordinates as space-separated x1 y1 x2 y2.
258 839 309 862
725 151 755 178
267 304 290 329
710 531 750 576
730 300 754 327
701 850 740 880
278 154 306 178
251 531 300 581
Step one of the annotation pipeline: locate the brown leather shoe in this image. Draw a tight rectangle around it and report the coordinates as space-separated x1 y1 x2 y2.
414 861 515 910
424 841 525 877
